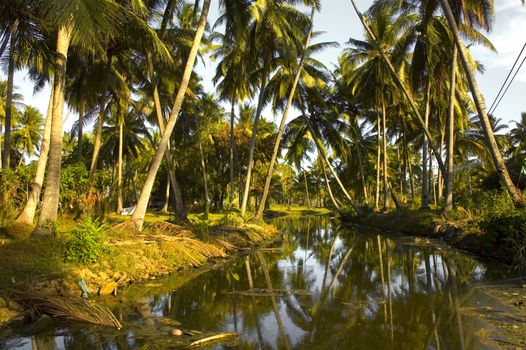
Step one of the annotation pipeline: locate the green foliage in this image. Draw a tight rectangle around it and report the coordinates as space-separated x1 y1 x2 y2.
0 165 36 224
64 218 108 265
59 163 91 216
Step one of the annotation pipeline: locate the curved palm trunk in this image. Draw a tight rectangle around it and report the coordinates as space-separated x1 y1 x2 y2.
14 90 54 225
439 0 524 207
148 55 186 222
36 25 72 229
444 45 457 211
1 22 17 169
349 0 446 177
89 102 105 176
255 9 315 221
131 0 210 231
240 77 267 217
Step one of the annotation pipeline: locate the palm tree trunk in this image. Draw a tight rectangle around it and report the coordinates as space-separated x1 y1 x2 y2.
303 169 311 208
444 43 458 211
161 179 170 213
356 142 368 204
1 21 17 169
375 113 381 210
349 0 446 176
382 101 388 211
76 99 84 162
14 89 54 225
89 102 105 176
438 0 525 207
229 97 236 205
36 25 72 229
319 156 341 211
240 76 267 217
421 80 431 209
117 119 123 213
255 9 315 221
131 0 210 231
305 117 363 215
438 130 444 200
147 54 186 221
194 106 210 219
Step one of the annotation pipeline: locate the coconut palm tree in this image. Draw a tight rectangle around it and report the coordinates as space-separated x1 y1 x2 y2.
11 106 43 164
438 0 525 207
131 0 211 231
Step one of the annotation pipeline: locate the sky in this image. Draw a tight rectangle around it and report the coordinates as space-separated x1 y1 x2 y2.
2 0 526 132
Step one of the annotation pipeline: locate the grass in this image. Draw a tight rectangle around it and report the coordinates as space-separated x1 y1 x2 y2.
268 205 332 216
0 210 278 297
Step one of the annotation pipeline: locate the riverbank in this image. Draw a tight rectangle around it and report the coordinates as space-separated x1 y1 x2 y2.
0 212 278 325
342 208 526 268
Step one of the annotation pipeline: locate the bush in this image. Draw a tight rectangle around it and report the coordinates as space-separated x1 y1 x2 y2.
64 218 108 264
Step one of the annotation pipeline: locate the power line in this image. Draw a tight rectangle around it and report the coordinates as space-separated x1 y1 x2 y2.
487 41 526 115
489 50 526 116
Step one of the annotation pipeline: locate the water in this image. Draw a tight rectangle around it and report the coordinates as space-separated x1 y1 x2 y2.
1 216 514 349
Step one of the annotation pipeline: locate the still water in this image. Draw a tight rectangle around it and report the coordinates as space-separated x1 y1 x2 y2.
1 216 513 349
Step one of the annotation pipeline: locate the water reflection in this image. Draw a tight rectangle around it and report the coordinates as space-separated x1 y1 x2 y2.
1 216 509 349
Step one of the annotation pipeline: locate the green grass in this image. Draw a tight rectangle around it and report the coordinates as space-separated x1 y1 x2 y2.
269 205 332 215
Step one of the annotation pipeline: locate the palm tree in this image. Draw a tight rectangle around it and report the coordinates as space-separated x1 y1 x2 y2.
256 4 320 220
11 106 43 164
131 0 211 231
436 0 526 207
239 0 309 217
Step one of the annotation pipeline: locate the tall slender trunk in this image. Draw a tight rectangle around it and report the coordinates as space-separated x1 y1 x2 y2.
76 99 85 162
444 45 457 211
421 80 431 209
36 25 72 229
305 117 362 215
382 101 388 211
375 113 381 210
303 169 311 208
356 142 368 204
131 0 210 231
255 9 315 221
14 89 54 225
319 156 341 211
194 106 210 219
89 102 105 176
240 76 267 217
1 22 17 169
229 97 236 205
349 0 446 176
117 119 123 213
161 179 170 213
147 54 186 221
438 0 524 207
438 130 445 200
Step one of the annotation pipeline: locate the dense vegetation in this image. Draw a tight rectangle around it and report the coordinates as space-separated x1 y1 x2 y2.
0 0 525 266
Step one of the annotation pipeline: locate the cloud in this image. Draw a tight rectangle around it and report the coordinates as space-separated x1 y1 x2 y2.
471 1 526 82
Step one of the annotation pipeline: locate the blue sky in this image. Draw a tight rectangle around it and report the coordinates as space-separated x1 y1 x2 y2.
3 0 526 132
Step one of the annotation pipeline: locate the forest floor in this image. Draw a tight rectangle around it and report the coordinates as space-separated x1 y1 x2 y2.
0 211 278 325
265 205 332 218
343 209 526 349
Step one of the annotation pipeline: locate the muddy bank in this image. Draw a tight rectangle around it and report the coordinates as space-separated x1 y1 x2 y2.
343 210 506 262
0 221 278 326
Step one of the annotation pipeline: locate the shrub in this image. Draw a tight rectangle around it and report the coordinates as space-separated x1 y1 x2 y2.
64 218 108 264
